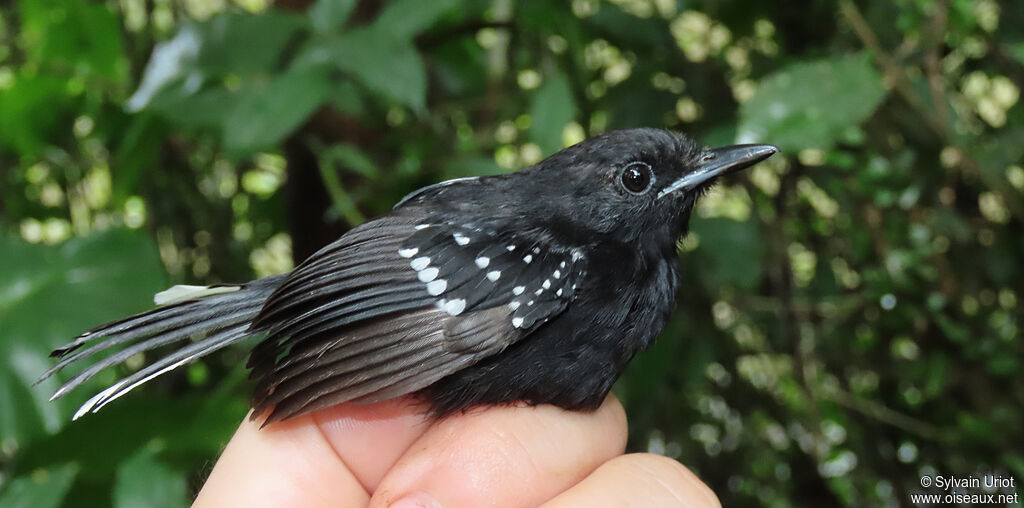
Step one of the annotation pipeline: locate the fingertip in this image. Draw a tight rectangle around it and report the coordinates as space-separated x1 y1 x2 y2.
598 393 628 452
541 453 720 508
629 453 720 507
193 411 368 508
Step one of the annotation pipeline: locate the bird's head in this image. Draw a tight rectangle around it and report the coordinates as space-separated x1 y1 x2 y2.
524 128 778 243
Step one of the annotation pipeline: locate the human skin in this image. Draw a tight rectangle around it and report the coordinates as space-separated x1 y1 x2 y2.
193 394 720 507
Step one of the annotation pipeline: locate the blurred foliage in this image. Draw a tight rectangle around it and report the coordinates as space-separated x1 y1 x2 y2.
1 0 1022 506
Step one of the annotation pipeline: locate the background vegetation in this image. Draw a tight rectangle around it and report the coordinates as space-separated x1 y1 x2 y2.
1 0 1022 506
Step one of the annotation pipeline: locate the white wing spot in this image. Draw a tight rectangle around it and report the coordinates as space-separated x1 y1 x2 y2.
398 248 419 258
523 254 533 263
513 286 525 295
506 245 516 251
509 301 521 310
512 317 524 328
560 261 566 268
532 247 541 254
475 256 490 268
556 288 563 296
410 256 431 271
487 270 501 281
453 233 470 246
415 224 431 230
553 270 561 279
542 279 551 289
572 249 584 261
528 300 535 305
427 279 448 296
534 288 543 295
418 267 439 282
443 298 466 316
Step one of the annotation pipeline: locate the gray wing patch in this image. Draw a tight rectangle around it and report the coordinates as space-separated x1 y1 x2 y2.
256 306 519 422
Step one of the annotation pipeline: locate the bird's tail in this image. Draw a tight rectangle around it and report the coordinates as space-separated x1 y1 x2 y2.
38 274 286 420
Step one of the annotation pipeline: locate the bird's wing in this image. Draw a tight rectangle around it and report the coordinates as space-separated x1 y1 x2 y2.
247 214 584 422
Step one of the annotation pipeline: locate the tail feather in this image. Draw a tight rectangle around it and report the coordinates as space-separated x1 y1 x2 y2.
39 274 286 418
48 287 258 358
71 323 251 419
49 305 195 358
42 298 256 388
48 303 253 401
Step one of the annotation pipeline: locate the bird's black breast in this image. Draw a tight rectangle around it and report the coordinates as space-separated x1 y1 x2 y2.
420 235 680 415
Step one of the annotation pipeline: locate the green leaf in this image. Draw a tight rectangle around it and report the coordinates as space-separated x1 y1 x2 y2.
0 229 166 447
702 122 739 149
1008 42 1024 66
113 450 188 508
529 71 576 156
972 127 1024 179
0 464 77 508
586 3 668 47
146 86 237 129
326 80 365 116
14 370 250 478
317 143 379 225
373 0 462 39
222 68 334 157
124 25 203 113
431 37 490 97
196 12 308 77
309 0 357 33
111 116 167 206
737 52 887 151
0 73 70 157
18 0 124 78
127 12 307 113
338 29 426 112
298 28 427 112
322 143 380 179
690 217 764 291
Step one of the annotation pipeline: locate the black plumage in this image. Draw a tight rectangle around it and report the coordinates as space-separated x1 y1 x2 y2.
40 128 777 424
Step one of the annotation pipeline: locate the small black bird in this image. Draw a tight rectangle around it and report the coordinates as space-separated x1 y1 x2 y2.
40 128 777 424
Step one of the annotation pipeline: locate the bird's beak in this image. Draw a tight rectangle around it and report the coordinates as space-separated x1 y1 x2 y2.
657 144 779 198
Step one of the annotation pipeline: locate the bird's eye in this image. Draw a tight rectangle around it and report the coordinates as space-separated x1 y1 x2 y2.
621 163 652 193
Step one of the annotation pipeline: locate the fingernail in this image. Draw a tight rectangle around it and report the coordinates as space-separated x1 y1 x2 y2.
389 491 441 508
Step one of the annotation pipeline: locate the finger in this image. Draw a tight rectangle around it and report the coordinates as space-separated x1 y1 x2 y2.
539 453 721 508
194 398 431 507
369 394 628 508
311 398 432 490
193 412 368 508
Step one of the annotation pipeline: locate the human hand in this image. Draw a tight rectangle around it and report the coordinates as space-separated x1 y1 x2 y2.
193 394 719 507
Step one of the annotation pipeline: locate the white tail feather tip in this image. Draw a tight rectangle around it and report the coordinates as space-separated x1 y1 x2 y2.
154 284 241 305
